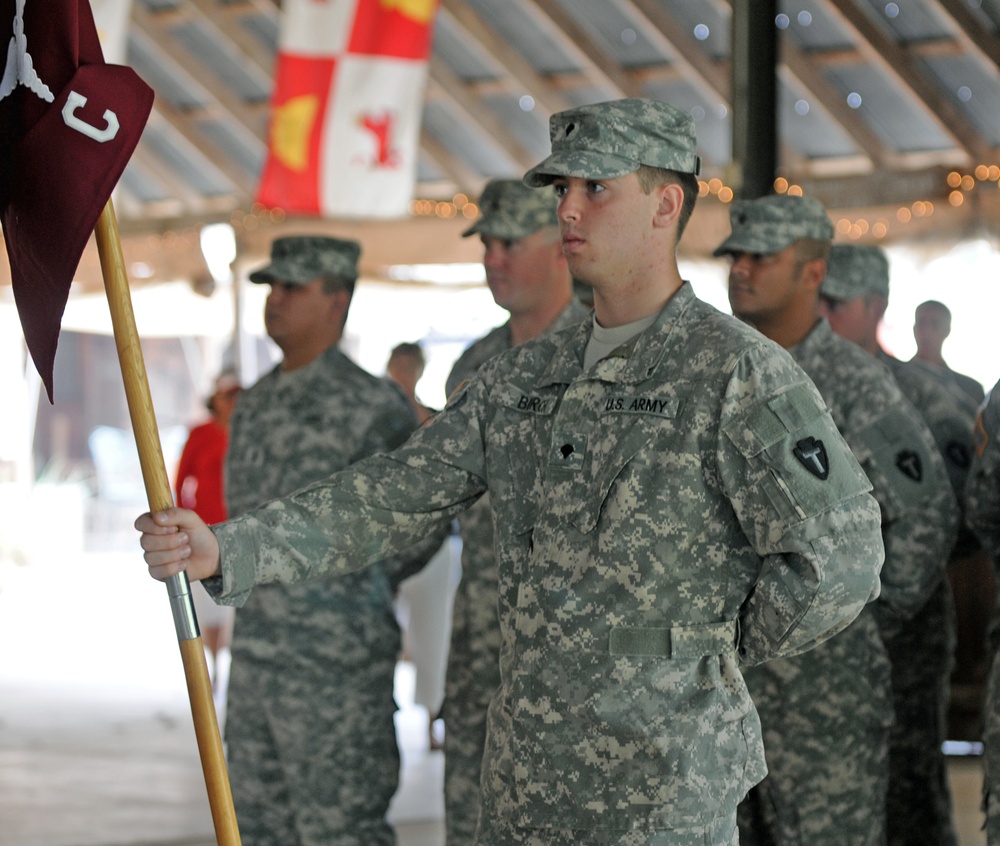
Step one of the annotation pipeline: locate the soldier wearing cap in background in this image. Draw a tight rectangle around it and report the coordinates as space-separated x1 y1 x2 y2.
820 243 978 846
222 235 442 846
137 99 883 845
442 177 589 844
715 197 959 846
966 380 1000 845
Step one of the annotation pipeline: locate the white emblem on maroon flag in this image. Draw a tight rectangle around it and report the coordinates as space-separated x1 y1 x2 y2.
0 0 53 102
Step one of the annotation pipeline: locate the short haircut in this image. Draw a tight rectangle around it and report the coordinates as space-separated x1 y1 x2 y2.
635 165 699 239
320 272 356 298
792 238 830 276
389 342 425 366
916 300 951 322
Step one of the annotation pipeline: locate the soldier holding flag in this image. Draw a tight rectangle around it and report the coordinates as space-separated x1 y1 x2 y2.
137 98 884 845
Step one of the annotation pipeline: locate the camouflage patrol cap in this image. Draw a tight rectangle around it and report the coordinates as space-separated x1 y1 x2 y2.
712 195 834 257
523 98 701 187
821 244 890 301
462 179 557 240
249 236 361 286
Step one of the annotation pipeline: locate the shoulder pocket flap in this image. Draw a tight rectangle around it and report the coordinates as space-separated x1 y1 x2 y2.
725 383 825 458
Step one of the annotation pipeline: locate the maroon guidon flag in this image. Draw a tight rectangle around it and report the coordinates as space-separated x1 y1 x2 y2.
0 0 153 400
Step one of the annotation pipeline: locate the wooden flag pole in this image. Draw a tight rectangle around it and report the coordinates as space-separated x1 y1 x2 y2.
94 198 242 845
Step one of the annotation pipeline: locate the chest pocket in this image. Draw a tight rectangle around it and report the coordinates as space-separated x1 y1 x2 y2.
563 396 681 534
489 383 559 534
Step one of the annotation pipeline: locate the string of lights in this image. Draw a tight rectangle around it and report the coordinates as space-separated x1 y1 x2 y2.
120 163 999 284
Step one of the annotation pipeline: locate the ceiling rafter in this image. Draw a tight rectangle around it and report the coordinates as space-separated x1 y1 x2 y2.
779 39 892 168
519 0 639 99
418 127 485 194
185 0 276 78
824 0 988 163
427 56 538 173
211 0 280 20
705 0 896 176
132 3 270 139
811 36 967 66
934 0 1000 73
129 143 210 213
145 101 250 201
624 0 730 103
438 0 568 116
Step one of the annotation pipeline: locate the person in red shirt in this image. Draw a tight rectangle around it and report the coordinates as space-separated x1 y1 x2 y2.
175 370 242 684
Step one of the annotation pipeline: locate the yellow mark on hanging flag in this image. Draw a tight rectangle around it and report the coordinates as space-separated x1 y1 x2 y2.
270 95 319 172
380 0 436 25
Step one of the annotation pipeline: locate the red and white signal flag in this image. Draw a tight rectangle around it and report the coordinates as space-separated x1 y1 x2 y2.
256 0 440 220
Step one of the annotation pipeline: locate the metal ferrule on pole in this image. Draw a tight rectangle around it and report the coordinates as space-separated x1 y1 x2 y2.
167 572 201 641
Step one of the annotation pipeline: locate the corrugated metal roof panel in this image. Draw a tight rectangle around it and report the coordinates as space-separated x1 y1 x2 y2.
824 63 954 152
463 0 580 76
778 80 859 159
549 0 672 69
920 54 1000 145
423 101 521 178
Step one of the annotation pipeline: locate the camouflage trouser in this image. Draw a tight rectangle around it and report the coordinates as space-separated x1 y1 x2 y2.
740 639 891 846
737 715 887 846
476 813 739 845
984 648 1000 844
225 665 400 846
884 580 959 846
443 694 490 844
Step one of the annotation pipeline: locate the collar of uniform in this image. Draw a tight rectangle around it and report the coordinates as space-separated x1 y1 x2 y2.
608 282 696 384
532 283 696 387
787 316 833 371
534 316 593 387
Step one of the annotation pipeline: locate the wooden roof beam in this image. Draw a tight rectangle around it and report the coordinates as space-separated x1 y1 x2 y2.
520 0 639 98
623 0 731 103
145 102 254 201
418 127 485 196
438 0 569 117
184 0 276 78
935 0 1000 74
427 59 538 173
778 41 892 168
132 3 270 141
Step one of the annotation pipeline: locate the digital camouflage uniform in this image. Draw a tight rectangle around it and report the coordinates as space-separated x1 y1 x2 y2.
441 177 591 844
714 200 959 846
444 301 589 845
908 358 985 416
823 244 973 846
966 382 1000 844
877 350 969 846
223 236 425 846
208 273 885 845
745 320 956 846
